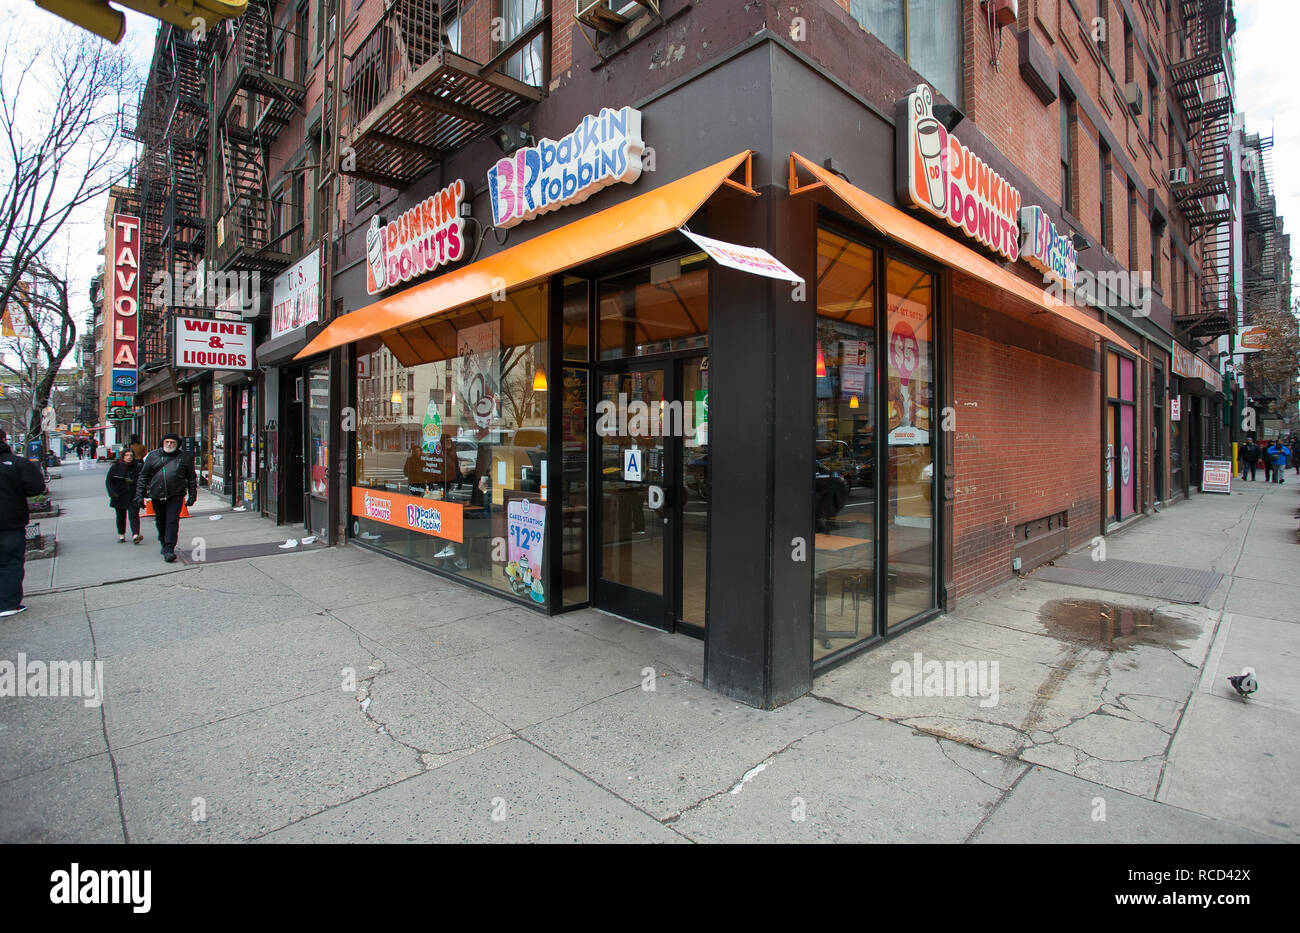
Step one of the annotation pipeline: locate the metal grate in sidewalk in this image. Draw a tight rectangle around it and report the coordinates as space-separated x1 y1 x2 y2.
177 540 327 565
1030 554 1222 604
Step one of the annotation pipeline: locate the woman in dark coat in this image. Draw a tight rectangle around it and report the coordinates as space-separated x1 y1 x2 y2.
106 448 143 543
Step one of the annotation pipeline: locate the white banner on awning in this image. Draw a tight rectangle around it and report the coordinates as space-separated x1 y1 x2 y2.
679 229 804 284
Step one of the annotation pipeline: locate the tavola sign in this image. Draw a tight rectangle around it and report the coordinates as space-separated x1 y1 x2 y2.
898 85 1021 262
487 106 645 229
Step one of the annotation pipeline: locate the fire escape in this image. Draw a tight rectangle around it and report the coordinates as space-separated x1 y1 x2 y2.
341 0 550 188
1167 0 1236 344
127 28 210 370
1242 131 1280 324
209 0 305 274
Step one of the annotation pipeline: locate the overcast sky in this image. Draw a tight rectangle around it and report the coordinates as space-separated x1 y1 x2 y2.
1234 0 1298 293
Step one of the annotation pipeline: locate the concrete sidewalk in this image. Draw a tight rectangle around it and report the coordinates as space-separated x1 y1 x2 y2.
0 465 1293 843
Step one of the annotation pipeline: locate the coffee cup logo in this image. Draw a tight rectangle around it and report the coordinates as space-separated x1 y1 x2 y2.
366 215 386 292
911 85 947 213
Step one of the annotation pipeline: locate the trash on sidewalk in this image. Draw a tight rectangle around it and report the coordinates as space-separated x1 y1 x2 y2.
209 514 222 521
279 539 299 549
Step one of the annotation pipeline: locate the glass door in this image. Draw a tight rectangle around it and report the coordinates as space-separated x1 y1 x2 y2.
594 363 670 628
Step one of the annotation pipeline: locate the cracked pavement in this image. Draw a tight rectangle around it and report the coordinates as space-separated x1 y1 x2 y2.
0 465 1293 843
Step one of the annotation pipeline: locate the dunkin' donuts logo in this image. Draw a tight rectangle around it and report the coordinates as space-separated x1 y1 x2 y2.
363 493 392 521
900 84 1021 262
406 503 442 533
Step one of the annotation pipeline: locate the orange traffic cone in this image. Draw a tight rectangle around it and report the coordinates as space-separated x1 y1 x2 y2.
143 500 190 517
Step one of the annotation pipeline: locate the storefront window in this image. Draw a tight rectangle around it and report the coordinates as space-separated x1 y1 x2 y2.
1170 375 1184 491
211 383 226 496
886 257 936 629
352 283 550 606
1107 350 1137 521
561 365 588 606
308 360 330 536
598 253 708 359
814 230 876 660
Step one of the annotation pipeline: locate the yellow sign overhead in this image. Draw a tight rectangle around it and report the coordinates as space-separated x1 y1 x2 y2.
33 0 249 44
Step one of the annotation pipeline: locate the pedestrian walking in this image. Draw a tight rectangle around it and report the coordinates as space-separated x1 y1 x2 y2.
0 429 46 617
128 434 146 462
135 433 196 563
1267 438 1291 484
1241 438 1259 481
105 448 143 544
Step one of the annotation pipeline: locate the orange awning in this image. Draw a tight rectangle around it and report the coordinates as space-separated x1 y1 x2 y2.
788 152 1141 357
294 150 757 360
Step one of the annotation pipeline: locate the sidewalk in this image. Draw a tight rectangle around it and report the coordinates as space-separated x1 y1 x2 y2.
0 464 1293 842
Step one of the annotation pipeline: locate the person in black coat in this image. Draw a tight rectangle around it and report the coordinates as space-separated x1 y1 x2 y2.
106 448 143 543
1240 438 1260 481
135 433 197 563
0 429 46 616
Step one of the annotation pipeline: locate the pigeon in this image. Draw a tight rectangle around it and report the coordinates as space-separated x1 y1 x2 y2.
1227 667 1258 700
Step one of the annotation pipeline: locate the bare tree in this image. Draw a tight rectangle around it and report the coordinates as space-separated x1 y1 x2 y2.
0 28 138 315
1244 298 1300 428
0 258 79 441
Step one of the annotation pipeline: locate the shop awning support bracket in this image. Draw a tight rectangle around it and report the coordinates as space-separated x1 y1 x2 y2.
722 152 759 197
788 153 827 196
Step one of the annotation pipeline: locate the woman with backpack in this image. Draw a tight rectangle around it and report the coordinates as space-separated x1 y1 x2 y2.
106 447 143 543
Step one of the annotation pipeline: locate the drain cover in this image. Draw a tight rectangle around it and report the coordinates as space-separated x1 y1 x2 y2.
1031 555 1222 604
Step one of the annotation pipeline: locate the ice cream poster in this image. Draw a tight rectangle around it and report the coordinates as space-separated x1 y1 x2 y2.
505 498 546 603
456 320 500 441
887 295 930 446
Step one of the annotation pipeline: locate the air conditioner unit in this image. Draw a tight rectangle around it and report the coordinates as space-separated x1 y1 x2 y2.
577 0 633 33
1167 166 1191 186
1124 82 1143 115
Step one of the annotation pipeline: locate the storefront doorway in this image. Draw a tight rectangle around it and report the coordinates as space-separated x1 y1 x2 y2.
592 354 708 633
282 367 305 526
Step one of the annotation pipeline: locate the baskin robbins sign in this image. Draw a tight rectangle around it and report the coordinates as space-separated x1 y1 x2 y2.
898 84 1021 262
488 106 645 229
365 179 467 295
1019 205 1078 290
350 487 464 543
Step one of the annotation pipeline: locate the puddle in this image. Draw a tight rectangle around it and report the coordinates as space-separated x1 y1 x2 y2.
1037 599 1200 651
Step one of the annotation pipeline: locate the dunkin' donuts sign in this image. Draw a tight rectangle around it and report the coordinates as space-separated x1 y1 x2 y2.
365 180 467 295
899 85 1021 262
487 106 645 229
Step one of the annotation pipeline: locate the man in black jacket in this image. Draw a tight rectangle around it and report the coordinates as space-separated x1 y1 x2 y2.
0 429 46 616
1241 438 1260 481
135 433 197 562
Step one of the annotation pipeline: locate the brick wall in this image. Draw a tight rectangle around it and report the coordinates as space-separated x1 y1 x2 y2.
950 278 1102 600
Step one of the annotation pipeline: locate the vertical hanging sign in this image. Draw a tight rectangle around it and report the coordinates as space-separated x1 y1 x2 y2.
111 214 140 394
